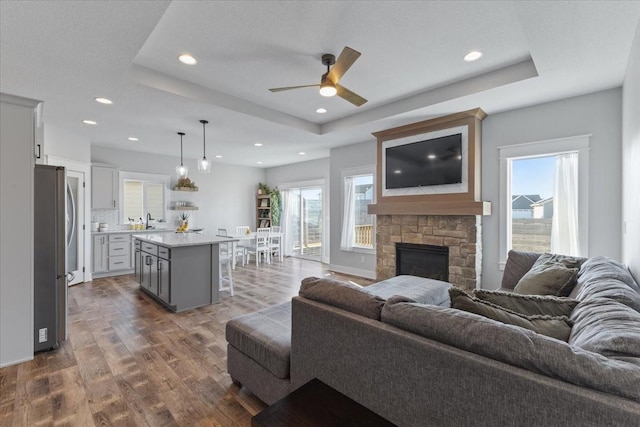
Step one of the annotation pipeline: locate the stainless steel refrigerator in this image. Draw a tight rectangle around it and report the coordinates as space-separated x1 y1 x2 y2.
34 165 67 352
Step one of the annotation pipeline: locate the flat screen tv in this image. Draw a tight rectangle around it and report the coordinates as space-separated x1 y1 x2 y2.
385 133 462 189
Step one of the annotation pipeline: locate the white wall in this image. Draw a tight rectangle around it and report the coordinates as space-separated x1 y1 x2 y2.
266 157 330 187
44 124 91 164
329 141 377 279
0 94 38 367
482 88 623 289
622 24 640 281
91 146 265 234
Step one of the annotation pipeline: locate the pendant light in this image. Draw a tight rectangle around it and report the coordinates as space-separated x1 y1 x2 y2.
198 119 211 173
176 132 188 178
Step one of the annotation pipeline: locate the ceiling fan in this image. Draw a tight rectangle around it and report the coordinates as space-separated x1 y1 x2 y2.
269 46 368 107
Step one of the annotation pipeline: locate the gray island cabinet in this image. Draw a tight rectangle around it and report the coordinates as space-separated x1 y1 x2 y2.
133 233 236 312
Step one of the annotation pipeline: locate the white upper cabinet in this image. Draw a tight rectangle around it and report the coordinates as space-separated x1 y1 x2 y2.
92 166 118 209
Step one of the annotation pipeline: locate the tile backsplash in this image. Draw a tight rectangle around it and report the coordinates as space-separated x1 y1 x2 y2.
91 208 197 230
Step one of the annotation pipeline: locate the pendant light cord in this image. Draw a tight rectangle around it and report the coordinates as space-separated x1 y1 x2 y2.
178 132 185 166
200 120 208 160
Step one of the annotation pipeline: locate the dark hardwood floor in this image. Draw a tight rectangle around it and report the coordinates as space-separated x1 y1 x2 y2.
0 258 373 426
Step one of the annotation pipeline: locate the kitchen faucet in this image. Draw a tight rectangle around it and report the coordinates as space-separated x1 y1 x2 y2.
146 213 152 229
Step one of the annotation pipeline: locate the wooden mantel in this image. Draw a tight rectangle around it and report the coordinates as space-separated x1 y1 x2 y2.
369 200 491 216
368 108 491 216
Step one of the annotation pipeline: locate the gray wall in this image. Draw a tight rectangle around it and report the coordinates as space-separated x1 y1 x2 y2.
329 141 377 278
91 146 265 234
622 24 640 281
482 88 623 289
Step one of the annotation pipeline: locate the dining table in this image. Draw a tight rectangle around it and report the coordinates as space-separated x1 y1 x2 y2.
218 231 284 267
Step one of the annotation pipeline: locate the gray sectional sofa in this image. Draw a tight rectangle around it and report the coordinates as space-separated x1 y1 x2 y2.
227 252 640 426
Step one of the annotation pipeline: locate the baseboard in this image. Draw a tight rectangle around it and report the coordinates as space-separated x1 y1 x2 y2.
328 264 376 280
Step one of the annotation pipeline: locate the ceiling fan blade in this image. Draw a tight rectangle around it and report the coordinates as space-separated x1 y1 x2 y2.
269 84 319 92
336 84 367 107
327 46 361 84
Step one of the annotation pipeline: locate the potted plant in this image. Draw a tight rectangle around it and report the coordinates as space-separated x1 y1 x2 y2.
175 177 198 191
257 182 270 195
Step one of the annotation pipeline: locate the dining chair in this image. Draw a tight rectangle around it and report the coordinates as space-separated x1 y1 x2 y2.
269 226 282 262
218 228 246 267
246 227 271 266
218 241 234 296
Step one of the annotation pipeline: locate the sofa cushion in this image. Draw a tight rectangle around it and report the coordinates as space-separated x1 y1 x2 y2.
569 298 640 360
381 297 640 403
474 289 579 317
362 275 452 306
513 254 579 297
571 257 640 312
449 288 573 341
299 277 385 320
501 250 541 290
225 302 292 379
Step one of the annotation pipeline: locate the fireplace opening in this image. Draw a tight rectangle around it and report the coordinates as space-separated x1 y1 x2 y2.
396 243 449 282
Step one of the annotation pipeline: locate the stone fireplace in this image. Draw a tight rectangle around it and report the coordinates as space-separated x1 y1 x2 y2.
376 215 481 291
368 109 489 292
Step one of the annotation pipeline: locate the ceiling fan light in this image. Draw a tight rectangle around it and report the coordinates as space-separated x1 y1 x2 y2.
319 81 337 97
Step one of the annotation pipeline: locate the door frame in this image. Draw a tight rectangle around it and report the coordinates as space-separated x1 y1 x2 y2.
46 155 92 283
278 179 328 264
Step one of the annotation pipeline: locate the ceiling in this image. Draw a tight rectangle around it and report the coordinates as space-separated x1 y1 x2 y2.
1 1 639 168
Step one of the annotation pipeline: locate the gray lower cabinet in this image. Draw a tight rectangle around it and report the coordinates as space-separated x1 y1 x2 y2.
157 256 171 304
134 237 215 312
137 241 173 309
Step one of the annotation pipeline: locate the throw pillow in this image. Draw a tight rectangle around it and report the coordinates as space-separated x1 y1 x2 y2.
299 276 385 320
449 287 573 341
474 289 579 317
513 254 579 296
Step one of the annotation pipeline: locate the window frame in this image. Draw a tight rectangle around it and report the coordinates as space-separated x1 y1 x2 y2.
340 165 376 254
498 135 590 270
119 171 169 224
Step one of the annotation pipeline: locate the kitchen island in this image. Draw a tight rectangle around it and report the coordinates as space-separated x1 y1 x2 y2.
133 233 237 312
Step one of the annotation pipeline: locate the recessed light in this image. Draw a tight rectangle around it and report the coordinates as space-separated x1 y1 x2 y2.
178 53 197 65
464 51 483 62
394 170 402 174
94 97 112 104
298 152 306 155
257 161 263 164
254 143 263 147
128 137 139 141
82 120 97 125
316 108 327 114
427 154 436 159
215 155 223 158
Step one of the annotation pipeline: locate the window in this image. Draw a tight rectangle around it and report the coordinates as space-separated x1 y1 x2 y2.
499 136 589 268
119 172 168 223
341 168 375 252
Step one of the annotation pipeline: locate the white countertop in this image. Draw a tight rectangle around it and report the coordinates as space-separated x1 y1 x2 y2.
91 228 174 235
133 233 237 248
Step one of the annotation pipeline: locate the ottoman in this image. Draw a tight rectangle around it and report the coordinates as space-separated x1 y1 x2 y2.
226 302 293 404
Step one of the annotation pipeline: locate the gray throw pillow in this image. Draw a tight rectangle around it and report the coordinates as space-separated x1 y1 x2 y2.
299 276 385 320
513 254 579 296
474 289 579 317
450 287 573 341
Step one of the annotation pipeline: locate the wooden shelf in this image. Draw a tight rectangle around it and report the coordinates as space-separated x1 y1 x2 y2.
173 187 199 192
172 206 198 211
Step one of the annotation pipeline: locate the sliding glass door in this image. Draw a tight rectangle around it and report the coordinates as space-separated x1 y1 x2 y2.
281 186 323 262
